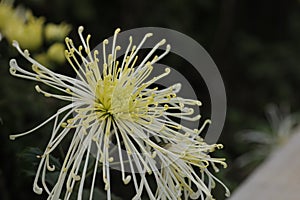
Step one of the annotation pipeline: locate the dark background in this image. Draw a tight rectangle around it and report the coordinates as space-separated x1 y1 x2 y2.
1 0 300 199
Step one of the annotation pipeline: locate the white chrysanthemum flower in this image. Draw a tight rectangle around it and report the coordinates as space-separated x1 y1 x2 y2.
9 26 229 200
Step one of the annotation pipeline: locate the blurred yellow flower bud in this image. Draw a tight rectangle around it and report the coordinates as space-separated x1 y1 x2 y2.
45 23 71 42
34 53 51 67
4 11 44 51
47 43 66 64
0 3 15 30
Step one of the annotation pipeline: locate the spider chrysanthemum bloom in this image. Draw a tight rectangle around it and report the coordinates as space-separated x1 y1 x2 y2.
158 141 230 199
9 26 229 200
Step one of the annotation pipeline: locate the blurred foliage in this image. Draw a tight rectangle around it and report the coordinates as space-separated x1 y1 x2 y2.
1 0 300 199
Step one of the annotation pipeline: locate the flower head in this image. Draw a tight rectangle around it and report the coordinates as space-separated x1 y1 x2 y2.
9 26 229 199
47 42 66 64
4 10 44 50
236 104 299 169
45 22 72 42
0 1 15 30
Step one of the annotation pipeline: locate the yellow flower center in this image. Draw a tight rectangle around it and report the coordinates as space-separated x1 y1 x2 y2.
94 74 135 120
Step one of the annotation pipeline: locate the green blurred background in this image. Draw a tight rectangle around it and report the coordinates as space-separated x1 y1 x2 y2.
1 0 300 199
